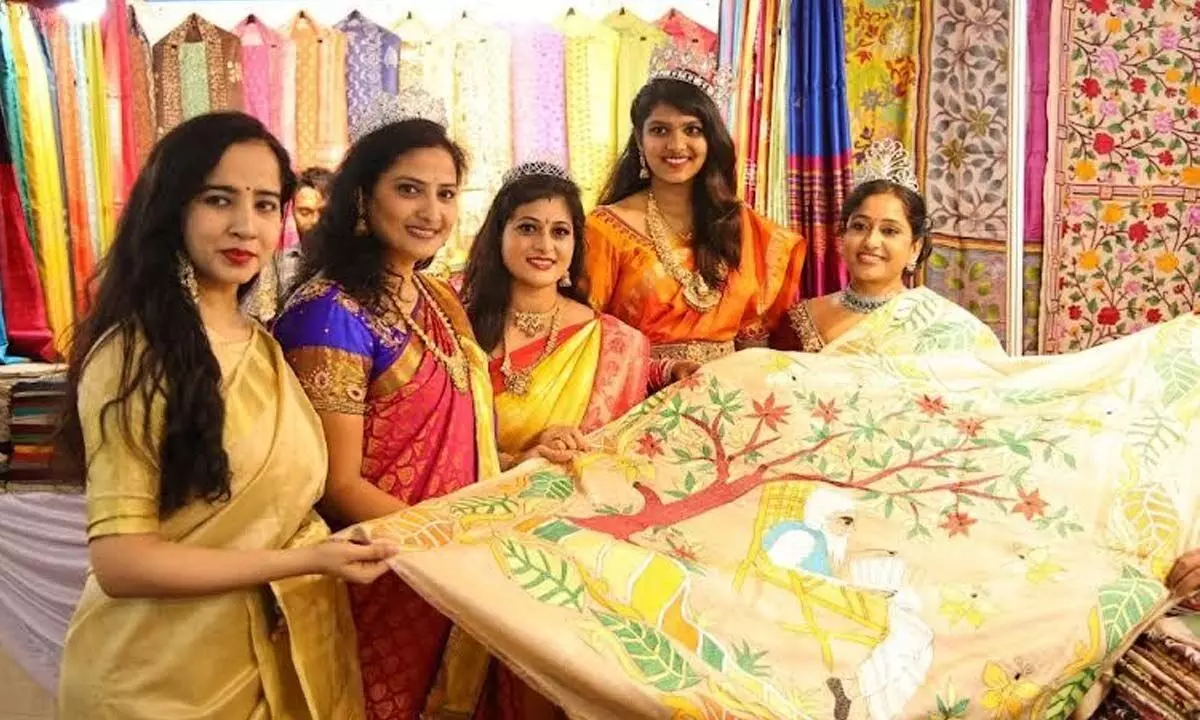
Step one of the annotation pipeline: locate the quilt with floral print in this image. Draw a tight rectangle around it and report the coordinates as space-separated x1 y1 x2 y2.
360 288 1200 720
1039 0 1200 353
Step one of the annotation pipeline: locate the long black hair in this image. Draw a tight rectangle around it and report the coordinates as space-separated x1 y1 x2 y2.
599 78 742 290
298 119 467 308
59 112 295 516
839 179 933 277
462 172 591 353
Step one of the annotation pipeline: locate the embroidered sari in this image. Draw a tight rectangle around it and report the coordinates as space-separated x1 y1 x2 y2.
357 285 1200 720
274 276 499 720
59 327 363 719
585 203 806 384
776 287 1008 356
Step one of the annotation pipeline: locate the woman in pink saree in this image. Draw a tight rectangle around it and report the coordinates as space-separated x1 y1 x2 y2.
274 93 499 720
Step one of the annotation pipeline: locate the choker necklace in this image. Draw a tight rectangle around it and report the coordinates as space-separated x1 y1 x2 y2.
511 305 557 338
838 286 898 314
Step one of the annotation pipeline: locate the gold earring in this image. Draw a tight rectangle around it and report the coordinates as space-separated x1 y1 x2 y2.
250 260 278 321
178 252 199 303
355 191 369 236
638 152 650 180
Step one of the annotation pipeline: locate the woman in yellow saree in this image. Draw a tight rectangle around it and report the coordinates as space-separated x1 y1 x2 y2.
460 161 650 719
56 113 394 719
585 44 806 387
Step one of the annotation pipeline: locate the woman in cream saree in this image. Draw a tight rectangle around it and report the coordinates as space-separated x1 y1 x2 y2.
60 327 364 718
57 113 390 719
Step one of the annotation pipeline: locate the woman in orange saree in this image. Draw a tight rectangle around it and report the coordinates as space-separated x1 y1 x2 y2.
56 113 393 719
585 44 807 389
461 163 651 719
273 92 500 720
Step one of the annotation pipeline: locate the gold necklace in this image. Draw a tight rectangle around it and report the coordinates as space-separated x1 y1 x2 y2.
500 300 562 396
387 277 470 393
645 191 722 313
511 305 557 337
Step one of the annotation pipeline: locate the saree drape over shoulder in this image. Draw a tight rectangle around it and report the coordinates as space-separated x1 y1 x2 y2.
490 314 650 456
351 288 1200 719
274 276 499 720
584 204 806 374
58 327 363 720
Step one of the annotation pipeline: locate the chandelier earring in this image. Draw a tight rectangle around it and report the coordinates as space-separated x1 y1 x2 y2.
355 190 369 236
638 151 650 180
177 251 200 304
559 274 572 288
249 260 278 321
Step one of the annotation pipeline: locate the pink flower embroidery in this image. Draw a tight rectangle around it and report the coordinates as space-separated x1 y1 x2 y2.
1154 111 1175 133
1096 48 1121 74
1159 27 1180 49
1123 279 1141 294
1100 100 1120 118
1187 206 1200 227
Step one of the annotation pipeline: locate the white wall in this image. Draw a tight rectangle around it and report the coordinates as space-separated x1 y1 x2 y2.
128 0 718 43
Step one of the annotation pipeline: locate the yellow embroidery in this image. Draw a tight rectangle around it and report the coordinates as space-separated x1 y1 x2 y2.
285 346 370 415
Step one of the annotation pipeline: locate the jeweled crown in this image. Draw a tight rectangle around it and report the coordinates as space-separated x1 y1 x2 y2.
647 42 734 107
350 88 449 143
501 161 573 187
853 139 920 193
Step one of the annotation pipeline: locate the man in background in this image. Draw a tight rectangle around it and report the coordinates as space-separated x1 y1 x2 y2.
278 167 333 295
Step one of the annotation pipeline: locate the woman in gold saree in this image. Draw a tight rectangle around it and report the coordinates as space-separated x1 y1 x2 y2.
56 113 396 719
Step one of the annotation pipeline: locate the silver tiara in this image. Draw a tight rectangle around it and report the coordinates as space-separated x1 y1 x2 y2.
853 139 920 193
350 88 449 143
647 43 734 107
501 161 572 187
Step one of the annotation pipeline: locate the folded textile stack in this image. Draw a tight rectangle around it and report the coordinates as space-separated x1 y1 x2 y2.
1 370 79 493
1094 614 1200 719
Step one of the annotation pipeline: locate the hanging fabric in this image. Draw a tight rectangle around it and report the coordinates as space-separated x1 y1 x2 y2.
559 12 619 209
83 18 115 254
38 9 95 317
790 0 852 298
449 15 512 262
763 0 791 228
336 11 400 133
102 0 137 208
657 8 718 55
234 16 291 154
153 13 243 139
508 24 567 166
0 70 52 361
127 6 155 172
604 9 667 145
393 14 455 110
286 13 344 170
6 4 72 352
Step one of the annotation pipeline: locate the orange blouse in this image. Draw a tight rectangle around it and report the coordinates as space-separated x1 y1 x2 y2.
584 204 806 348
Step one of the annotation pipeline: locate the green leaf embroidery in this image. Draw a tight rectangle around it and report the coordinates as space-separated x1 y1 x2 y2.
520 471 575 500
532 520 580 543
699 634 725 671
733 641 771 678
1154 348 1200 406
450 495 518 517
500 539 585 610
1042 665 1099 720
1098 571 1165 652
593 611 703 692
